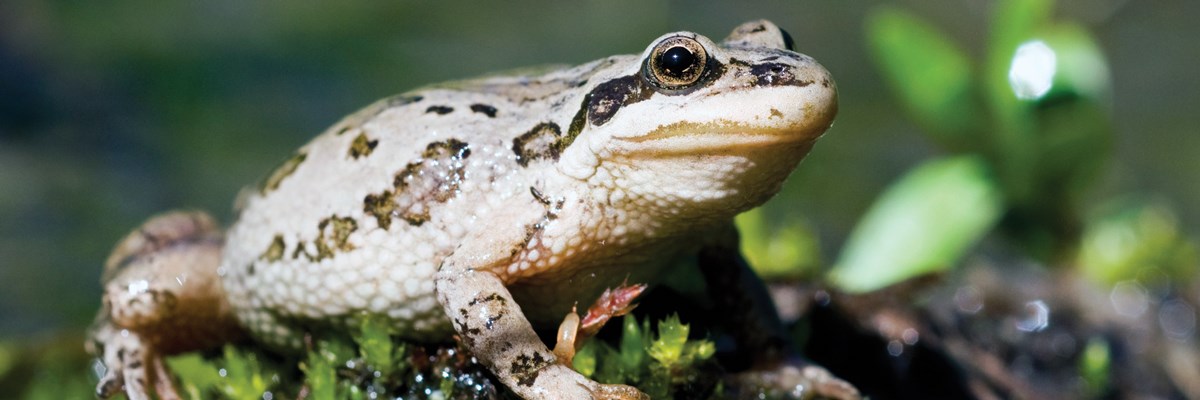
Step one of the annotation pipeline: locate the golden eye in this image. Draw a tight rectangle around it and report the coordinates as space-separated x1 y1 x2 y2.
645 36 708 89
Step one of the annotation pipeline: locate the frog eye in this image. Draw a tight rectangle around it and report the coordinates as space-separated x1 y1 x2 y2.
645 36 709 89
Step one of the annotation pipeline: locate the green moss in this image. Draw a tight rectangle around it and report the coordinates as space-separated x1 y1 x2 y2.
164 315 503 399
107 314 720 399
354 315 406 377
573 315 720 399
168 346 285 400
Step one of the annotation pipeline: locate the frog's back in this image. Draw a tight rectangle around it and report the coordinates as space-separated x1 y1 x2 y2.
219 62 612 345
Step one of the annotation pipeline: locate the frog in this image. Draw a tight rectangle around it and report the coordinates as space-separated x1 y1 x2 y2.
88 20 855 400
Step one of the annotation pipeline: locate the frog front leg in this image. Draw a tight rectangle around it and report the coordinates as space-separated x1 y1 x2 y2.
699 226 861 400
434 221 646 400
87 211 244 399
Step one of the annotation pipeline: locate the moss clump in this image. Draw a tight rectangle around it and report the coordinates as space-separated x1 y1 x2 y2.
168 316 497 399
573 314 720 399
156 313 723 399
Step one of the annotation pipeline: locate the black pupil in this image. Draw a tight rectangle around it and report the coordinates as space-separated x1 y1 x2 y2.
659 46 697 77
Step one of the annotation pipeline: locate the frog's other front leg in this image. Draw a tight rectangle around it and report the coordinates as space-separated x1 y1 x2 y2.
87 211 244 399
91 322 183 400
434 227 646 400
699 226 860 400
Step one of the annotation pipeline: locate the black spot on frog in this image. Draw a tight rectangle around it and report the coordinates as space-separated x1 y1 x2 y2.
348 133 379 159
470 103 498 118
510 351 551 387
366 95 424 120
259 151 307 195
511 122 561 167
291 215 358 261
468 292 508 307
260 235 285 262
749 63 810 87
363 139 472 230
387 94 423 107
586 75 653 126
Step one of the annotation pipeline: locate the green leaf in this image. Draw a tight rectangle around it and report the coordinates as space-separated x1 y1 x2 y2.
989 0 1054 82
986 0 1054 107
593 341 624 384
301 343 338 400
573 340 599 378
647 315 689 367
168 353 223 400
216 346 274 400
618 315 646 376
830 156 1004 293
643 364 672 399
354 314 403 376
684 340 715 363
865 6 978 145
1037 23 1110 102
1027 24 1112 203
984 0 1054 204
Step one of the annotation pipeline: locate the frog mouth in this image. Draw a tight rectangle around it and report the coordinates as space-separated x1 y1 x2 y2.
614 119 821 156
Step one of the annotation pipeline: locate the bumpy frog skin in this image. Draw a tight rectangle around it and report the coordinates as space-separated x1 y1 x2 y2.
89 20 854 400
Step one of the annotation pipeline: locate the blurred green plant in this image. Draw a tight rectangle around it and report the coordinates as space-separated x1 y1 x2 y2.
736 208 822 281
1078 197 1199 286
6 338 95 400
1079 337 1111 398
830 0 1116 292
830 156 1003 293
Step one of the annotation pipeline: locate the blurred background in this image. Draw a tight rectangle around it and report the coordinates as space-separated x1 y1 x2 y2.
1 0 1197 397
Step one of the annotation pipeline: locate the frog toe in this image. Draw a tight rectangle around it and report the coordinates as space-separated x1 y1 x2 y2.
95 368 123 399
91 324 179 400
94 329 151 400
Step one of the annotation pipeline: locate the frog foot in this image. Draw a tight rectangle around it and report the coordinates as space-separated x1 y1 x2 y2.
553 282 647 366
87 211 239 400
578 282 647 338
89 324 181 400
730 360 860 400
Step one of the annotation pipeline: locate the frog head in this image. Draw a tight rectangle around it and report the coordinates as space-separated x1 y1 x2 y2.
559 20 838 219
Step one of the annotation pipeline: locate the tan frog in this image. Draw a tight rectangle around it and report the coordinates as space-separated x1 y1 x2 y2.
88 20 852 399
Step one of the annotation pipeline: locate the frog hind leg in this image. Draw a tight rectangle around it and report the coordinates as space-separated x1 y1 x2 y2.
698 226 861 400
87 211 244 399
